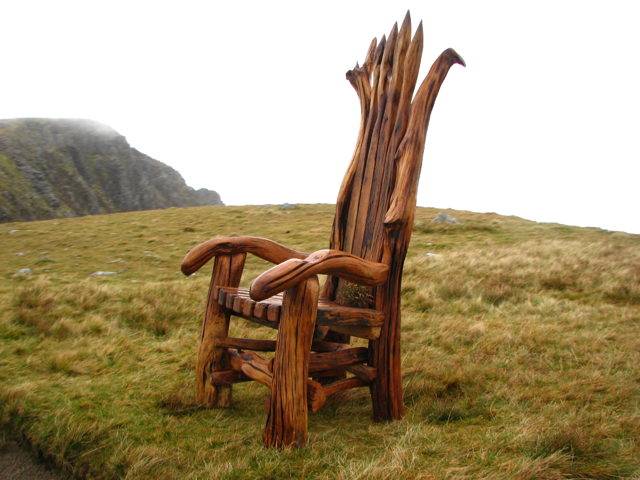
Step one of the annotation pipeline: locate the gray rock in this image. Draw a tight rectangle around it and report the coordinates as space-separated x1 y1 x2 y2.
15 268 32 276
432 212 459 224
279 203 297 210
15 252 25 256
90 271 117 277
8 229 19 234
424 252 441 258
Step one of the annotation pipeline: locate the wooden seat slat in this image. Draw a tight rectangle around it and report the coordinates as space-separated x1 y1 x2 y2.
217 287 383 338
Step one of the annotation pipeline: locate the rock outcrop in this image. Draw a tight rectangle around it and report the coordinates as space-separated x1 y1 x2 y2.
0 118 222 222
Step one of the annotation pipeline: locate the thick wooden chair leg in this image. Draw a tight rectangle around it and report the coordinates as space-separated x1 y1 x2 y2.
263 276 319 448
195 253 245 407
370 290 404 421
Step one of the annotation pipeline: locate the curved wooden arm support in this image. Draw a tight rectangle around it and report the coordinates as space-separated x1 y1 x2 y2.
181 236 308 276
249 249 389 302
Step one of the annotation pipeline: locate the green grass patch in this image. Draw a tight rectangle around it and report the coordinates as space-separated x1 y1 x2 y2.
0 204 639 478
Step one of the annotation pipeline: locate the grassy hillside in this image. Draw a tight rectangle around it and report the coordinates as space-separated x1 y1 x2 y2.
0 205 639 479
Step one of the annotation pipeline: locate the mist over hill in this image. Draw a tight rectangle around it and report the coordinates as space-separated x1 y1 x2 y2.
0 118 222 222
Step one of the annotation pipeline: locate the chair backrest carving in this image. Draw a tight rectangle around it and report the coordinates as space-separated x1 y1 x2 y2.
323 12 464 308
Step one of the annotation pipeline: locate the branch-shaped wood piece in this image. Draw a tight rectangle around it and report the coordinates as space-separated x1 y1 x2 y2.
249 249 389 302
384 48 465 228
181 236 308 276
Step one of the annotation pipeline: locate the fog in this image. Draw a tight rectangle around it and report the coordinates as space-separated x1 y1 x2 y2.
2 1 639 233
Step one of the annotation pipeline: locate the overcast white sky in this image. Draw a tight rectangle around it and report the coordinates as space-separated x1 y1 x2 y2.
2 1 639 233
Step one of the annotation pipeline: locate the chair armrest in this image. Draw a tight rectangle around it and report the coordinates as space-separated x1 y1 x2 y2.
181 236 308 276
249 249 389 301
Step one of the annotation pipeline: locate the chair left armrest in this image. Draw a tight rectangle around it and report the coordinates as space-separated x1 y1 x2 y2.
249 249 389 301
181 235 308 276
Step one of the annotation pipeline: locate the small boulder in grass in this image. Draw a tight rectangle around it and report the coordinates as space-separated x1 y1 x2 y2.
432 212 459 224
15 268 32 276
279 203 297 210
91 271 117 277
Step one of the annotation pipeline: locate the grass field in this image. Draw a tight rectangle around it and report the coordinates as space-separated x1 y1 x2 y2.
1 204 639 479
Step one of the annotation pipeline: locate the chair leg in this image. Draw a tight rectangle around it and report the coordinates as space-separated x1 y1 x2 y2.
369 292 404 421
195 253 245 407
263 276 319 448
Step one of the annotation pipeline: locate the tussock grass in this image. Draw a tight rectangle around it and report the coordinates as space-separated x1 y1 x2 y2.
0 205 639 479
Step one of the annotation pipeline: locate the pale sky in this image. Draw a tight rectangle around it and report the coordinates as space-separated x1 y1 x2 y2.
2 1 639 233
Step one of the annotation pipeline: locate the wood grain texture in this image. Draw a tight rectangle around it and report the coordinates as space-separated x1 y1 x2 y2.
323 377 367 397
308 347 368 373
210 369 249 385
228 349 273 388
182 11 463 447
181 236 307 275
195 253 245 407
249 249 388 302
323 12 464 422
263 276 319 448
216 287 383 339
218 337 276 351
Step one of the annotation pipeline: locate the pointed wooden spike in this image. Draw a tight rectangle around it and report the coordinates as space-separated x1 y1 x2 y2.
382 24 398 68
364 37 377 68
400 11 412 39
415 21 423 44
389 22 398 46
394 14 412 71
372 35 386 67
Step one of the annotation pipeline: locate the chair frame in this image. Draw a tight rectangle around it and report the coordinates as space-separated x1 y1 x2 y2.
181 12 463 448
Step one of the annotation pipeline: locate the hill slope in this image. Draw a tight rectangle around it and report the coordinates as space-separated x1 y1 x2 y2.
0 205 638 479
0 118 222 222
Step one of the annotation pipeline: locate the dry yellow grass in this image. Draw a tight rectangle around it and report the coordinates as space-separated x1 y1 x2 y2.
0 204 639 479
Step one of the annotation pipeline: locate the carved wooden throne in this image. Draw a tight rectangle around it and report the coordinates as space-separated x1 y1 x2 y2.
181 13 463 448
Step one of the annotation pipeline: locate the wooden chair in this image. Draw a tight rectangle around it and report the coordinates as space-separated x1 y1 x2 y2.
181 12 464 448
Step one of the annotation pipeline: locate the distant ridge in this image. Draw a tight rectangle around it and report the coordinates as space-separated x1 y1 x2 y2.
0 118 222 222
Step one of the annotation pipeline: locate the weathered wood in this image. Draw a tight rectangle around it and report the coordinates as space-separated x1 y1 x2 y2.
210 369 249 385
267 304 279 323
252 301 268 322
267 380 328 414
323 13 464 422
218 337 276 351
263 276 319 448
217 286 383 338
232 295 242 312
328 324 381 340
307 379 327 413
195 253 245 407
181 11 463 447
182 236 307 275
311 340 353 352
346 364 377 383
324 377 368 397
370 46 464 422
228 349 273 387
309 347 368 373
250 249 388 302
241 295 254 317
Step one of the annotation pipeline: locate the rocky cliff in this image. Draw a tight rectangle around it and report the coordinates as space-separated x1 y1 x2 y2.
0 118 222 222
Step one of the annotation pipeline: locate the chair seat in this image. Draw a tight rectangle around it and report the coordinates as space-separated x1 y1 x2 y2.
214 286 384 339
